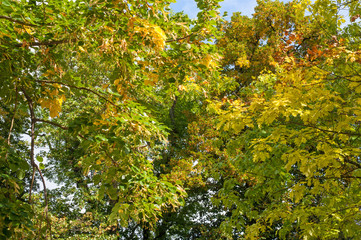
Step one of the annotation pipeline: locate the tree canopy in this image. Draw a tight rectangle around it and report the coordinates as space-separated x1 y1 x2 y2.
1 0 361 239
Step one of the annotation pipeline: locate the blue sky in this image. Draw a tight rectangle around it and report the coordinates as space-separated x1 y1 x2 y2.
170 0 259 19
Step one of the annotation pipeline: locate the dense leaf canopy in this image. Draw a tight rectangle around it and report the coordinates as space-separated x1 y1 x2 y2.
1 0 361 239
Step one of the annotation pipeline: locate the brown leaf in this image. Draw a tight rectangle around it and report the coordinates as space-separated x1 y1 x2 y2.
351 14 360 22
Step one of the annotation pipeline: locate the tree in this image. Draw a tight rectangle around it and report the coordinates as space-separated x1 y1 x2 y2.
211 0 361 239
0 0 222 238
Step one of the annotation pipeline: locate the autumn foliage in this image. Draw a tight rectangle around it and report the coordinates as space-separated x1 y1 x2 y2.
1 0 361 239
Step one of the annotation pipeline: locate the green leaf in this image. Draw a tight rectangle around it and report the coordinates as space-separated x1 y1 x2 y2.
36 156 43 163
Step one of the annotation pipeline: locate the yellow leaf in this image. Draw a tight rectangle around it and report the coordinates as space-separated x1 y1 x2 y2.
39 93 66 118
236 56 250 68
144 79 154 86
49 100 61 118
43 69 55 77
135 20 166 51
178 85 186 91
203 54 218 69
291 184 306 203
103 25 114 32
24 26 33 35
79 46 87 53
153 26 166 41
350 82 361 93
114 78 121 86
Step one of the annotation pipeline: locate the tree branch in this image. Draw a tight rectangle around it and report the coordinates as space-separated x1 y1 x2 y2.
5 87 19 162
169 96 178 127
21 88 51 238
14 39 75 48
290 120 361 137
29 168 36 202
35 118 68 130
344 158 361 169
0 15 38 27
34 162 52 239
35 118 86 139
21 88 36 203
36 80 118 108
104 150 119 167
7 88 18 146
166 33 193 43
167 96 179 147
